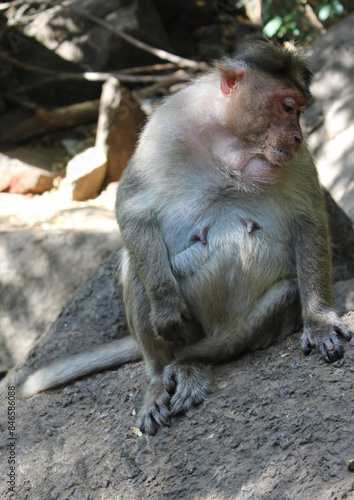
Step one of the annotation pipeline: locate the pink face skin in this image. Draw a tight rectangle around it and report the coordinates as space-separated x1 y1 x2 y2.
261 87 309 166
217 69 311 180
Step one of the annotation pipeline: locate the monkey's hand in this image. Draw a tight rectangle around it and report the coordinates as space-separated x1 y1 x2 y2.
301 310 352 362
150 295 191 342
164 362 212 415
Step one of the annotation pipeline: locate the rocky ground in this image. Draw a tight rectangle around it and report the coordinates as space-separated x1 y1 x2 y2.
1 246 353 500
0 180 121 371
16 338 352 500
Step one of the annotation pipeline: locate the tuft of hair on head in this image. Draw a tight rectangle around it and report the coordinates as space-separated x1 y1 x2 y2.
216 37 313 100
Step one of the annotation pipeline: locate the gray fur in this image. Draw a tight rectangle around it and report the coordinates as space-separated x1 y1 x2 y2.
19 337 141 399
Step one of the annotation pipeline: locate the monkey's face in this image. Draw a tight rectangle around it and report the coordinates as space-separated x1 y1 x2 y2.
262 88 308 167
220 69 310 170
235 84 309 168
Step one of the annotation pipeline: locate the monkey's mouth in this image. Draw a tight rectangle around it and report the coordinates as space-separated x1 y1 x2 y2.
271 146 293 158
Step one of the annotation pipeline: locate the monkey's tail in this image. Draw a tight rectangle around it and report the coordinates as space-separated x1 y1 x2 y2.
19 336 142 399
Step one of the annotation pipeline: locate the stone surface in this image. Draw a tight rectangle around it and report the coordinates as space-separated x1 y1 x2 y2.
334 278 354 313
0 229 120 372
0 248 353 499
65 146 107 200
0 182 120 372
304 12 354 220
95 80 145 184
0 153 54 195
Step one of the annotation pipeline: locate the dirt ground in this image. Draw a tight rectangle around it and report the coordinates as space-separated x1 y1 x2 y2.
1 247 353 500
3 329 354 500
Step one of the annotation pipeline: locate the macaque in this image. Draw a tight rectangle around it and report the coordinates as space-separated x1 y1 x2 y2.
21 39 351 435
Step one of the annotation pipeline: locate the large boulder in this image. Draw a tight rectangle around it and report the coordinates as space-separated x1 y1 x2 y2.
23 0 173 71
304 12 354 220
1 247 353 499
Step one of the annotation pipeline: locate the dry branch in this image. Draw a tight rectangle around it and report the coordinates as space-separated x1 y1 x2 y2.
0 100 99 146
59 0 209 71
0 50 195 98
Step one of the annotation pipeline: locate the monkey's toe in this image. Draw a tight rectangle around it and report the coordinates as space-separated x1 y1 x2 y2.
163 362 212 415
138 406 170 435
138 384 171 435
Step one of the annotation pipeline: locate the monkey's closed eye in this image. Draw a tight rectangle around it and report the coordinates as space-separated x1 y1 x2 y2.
282 97 296 113
282 104 293 113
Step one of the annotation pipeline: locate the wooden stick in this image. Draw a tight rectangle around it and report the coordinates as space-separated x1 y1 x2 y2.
0 50 194 92
0 100 99 146
59 1 209 71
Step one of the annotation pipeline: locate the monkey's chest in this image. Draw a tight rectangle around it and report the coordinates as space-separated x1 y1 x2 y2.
169 207 295 289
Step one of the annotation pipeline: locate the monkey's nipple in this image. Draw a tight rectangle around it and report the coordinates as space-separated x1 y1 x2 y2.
192 226 209 245
241 217 261 234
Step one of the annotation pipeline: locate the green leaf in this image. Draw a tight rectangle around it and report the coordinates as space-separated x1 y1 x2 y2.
333 1 344 15
318 5 331 21
263 17 283 37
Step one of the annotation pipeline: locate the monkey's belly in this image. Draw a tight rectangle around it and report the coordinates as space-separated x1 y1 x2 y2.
170 220 295 324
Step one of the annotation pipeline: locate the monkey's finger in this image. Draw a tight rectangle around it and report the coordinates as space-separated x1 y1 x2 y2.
319 335 344 363
139 415 159 435
164 372 177 394
151 405 171 427
334 323 352 341
170 389 205 415
301 336 313 355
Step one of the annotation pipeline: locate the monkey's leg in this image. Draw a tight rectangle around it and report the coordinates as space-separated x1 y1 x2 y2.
136 322 206 433
164 278 301 415
123 265 179 434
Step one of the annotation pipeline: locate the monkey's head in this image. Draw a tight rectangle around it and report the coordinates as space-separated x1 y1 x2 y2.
216 39 313 168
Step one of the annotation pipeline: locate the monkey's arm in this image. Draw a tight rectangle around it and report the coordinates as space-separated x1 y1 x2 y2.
295 208 352 361
116 171 190 342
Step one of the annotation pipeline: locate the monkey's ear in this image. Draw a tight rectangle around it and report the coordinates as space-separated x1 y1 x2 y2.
218 67 245 97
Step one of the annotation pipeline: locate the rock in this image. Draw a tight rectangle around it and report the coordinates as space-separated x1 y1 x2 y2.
0 179 120 371
95 78 145 183
324 189 354 281
65 146 107 201
0 229 120 372
1 248 353 499
23 0 173 71
334 278 354 313
0 153 54 195
304 12 354 220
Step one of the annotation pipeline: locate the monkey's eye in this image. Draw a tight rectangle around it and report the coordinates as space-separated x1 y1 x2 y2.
282 98 296 112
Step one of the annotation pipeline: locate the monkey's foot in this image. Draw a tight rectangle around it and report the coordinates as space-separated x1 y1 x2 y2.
138 380 171 435
163 362 212 415
301 313 352 362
